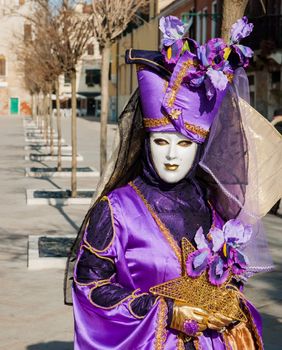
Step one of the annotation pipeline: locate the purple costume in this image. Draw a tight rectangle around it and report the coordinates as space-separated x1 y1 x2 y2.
72 16 267 350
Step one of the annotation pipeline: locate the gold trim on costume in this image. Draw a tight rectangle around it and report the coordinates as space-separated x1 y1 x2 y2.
167 59 194 108
73 243 116 286
88 283 137 310
82 243 116 265
177 336 186 350
127 293 161 319
193 338 202 350
143 116 209 139
154 298 168 350
184 122 209 138
129 181 182 264
143 115 171 128
84 196 116 254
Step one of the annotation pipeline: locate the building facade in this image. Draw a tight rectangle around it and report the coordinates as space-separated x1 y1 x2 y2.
0 0 32 116
58 3 101 118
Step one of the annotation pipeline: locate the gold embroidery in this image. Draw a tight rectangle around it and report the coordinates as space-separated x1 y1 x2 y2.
143 116 170 128
167 60 193 108
193 338 201 350
163 80 169 93
129 181 182 264
143 116 209 139
177 336 186 350
184 122 209 138
170 109 181 120
154 298 168 350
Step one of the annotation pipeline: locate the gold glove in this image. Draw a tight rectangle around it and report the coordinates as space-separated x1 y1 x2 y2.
171 300 208 337
207 312 235 332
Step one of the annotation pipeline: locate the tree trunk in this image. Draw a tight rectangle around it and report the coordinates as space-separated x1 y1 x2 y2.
221 0 249 41
31 94 34 121
55 78 62 172
100 42 111 175
43 94 48 143
71 70 77 198
49 92 54 156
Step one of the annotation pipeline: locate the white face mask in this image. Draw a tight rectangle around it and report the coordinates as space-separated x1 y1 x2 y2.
149 132 198 184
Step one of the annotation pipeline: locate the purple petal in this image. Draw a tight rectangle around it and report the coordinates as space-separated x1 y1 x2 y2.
204 77 216 100
186 248 210 277
210 227 225 252
230 44 254 68
241 225 252 244
194 227 209 249
230 16 254 44
159 16 190 47
162 40 184 64
208 256 230 286
223 219 244 241
231 249 249 275
205 38 226 63
206 68 228 91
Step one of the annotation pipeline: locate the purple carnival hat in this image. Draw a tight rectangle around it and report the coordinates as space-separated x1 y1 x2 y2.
126 16 254 143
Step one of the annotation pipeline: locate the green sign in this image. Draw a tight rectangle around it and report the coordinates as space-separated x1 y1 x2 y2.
10 97 19 115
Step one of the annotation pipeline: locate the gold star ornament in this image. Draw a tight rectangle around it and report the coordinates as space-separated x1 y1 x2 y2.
149 238 247 322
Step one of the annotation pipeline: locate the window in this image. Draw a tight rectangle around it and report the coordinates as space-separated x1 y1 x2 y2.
87 43 94 56
24 23 32 41
0 55 6 76
272 71 281 84
64 73 71 85
202 8 208 44
196 12 202 43
211 1 217 38
85 69 101 86
248 75 254 86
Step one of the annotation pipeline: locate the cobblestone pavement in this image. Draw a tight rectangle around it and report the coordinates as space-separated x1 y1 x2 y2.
0 115 281 350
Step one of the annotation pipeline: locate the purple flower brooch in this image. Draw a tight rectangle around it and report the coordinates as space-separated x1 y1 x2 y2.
186 219 252 286
159 16 254 99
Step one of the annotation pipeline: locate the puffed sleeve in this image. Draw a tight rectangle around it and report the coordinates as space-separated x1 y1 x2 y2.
72 197 174 350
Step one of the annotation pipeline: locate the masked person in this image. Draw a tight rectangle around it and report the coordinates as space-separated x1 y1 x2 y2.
66 16 282 350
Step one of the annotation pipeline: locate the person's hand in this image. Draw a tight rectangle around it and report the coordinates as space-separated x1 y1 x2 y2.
171 300 208 337
207 312 235 332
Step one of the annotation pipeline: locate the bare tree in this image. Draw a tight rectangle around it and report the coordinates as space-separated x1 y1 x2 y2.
53 1 93 197
91 0 149 174
17 0 93 196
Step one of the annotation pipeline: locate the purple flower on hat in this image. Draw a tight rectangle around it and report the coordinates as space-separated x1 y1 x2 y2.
230 16 254 44
159 16 191 64
229 16 254 68
160 16 190 46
